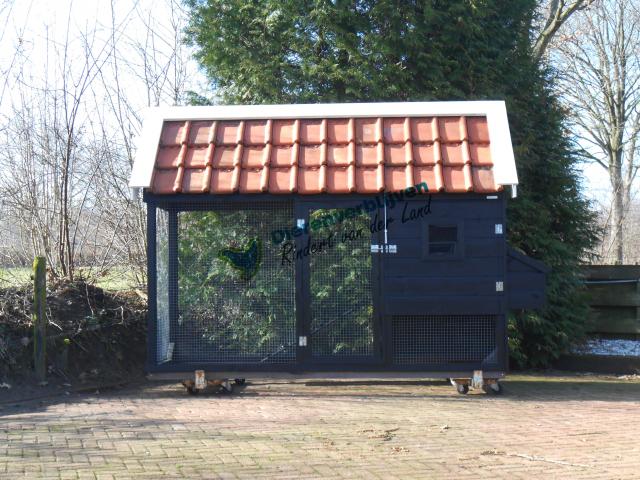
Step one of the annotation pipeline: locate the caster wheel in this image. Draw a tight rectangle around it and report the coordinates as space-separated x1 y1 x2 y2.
186 386 199 396
456 383 469 395
482 382 502 395
234 378 246 386
221 382 234 394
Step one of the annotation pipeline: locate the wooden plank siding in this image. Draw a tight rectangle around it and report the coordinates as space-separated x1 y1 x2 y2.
381 194 506 316
581 266 640 335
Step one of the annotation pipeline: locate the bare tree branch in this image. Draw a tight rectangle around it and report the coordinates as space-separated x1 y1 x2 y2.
532 0 598 62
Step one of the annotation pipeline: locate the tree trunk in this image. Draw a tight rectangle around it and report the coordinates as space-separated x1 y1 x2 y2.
610 161 624 264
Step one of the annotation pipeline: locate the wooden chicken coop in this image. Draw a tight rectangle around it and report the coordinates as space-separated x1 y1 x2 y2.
129 101 548 394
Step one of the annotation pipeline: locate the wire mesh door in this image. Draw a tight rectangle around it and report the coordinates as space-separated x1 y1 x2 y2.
306 207 378 363
173 202 296 365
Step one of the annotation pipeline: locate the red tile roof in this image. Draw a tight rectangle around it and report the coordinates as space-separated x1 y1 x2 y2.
150 116 499 195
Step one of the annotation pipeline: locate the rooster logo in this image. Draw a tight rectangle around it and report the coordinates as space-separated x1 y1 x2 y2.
217 238 262 280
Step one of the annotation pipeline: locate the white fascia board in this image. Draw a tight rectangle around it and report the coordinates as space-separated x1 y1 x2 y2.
484 101 518 188
129 100 518 189
130 109 164 189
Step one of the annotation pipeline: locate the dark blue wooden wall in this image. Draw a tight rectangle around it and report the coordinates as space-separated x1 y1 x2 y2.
381 194 507 316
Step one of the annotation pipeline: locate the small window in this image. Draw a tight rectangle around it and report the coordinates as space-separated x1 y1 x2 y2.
428 225 458 256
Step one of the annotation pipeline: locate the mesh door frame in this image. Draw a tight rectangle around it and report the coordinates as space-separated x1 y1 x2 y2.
296 199 385 368
146 194 302 372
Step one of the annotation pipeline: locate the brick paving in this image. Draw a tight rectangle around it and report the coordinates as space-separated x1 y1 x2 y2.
0 373 639 479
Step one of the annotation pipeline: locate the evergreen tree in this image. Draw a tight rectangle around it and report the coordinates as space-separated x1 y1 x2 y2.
185 0 598 367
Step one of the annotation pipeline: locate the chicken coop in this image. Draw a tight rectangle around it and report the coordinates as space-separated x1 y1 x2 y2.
129 101 548 394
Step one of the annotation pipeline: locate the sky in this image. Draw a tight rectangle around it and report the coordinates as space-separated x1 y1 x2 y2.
0 0 613 204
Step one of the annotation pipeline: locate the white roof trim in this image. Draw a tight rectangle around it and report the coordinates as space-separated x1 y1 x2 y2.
129 100 518 190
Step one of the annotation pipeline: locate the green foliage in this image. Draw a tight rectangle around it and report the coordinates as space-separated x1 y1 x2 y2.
177 209 295 360
185 0 599 367
176 208 375 360
309 210 374 356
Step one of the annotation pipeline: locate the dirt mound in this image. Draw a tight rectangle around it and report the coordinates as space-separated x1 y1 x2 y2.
0 280 147 385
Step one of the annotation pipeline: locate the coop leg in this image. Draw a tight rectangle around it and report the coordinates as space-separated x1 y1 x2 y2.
471 370 484 390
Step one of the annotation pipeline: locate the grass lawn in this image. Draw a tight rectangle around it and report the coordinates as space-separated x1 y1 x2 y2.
0 266 141 291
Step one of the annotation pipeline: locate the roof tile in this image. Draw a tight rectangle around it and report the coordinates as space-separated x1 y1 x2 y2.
413 144 438 166
239 168 265 193
153 169 180 194
188 121 214 145
326 166 351 193
299 145 324 167
327 119 351 144
443 166 471 192
271 145 294 167
300 120 324 144
244 120 269 145
210 168 237 193
414 165 443 192
410 118 436 143
184 147 209 168
385 143 410 166
355 118 381 144
269 167 294 193
439 117 464 142
469 143 492 166
217 121 242 145
298 167 324 194
160 121 187 146
467 117 490 143
212 146 239 169
471 166 500 192
273 120 298 145
182 168 207 193
356 144 381 167
385 166 410 191
156 146 182 169
242 146 267 168
383 118 407 143
326 145 351 166
355 166 381 193
151 115 500 195
441 143 467 166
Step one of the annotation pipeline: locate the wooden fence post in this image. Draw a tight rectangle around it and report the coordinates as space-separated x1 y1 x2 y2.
33 256 47 383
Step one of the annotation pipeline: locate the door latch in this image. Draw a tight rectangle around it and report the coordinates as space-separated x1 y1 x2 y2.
371 244 397 253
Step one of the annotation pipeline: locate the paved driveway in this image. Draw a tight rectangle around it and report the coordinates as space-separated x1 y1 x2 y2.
1 374 639 479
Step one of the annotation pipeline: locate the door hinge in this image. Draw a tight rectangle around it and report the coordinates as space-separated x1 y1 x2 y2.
496 281 504 292
298 336 307 347
495 224 503 235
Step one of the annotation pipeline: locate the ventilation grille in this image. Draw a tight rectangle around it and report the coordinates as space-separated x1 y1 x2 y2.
392 315 497 365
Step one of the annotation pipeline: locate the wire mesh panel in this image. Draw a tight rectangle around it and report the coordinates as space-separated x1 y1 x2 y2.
309 208 375 359
156 208 170 363
173 202 296 364
392 315 497 365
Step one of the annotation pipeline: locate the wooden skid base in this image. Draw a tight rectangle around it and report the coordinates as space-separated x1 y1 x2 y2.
150 371 505 382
